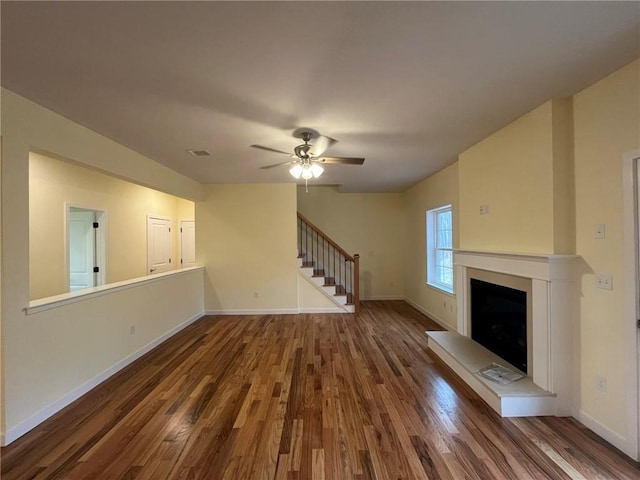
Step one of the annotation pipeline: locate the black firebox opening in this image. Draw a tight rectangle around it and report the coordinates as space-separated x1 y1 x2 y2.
470 278 527 373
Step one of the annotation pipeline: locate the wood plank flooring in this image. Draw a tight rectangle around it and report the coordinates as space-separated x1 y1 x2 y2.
2 300 639 479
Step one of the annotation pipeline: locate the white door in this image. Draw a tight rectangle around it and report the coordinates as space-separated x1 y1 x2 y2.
180 220 196 268
69 209 96 291
147 216 172 274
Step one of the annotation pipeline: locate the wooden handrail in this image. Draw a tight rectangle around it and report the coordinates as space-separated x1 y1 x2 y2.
297 212 354 261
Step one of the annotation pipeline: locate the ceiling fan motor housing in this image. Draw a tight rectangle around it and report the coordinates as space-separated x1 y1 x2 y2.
294 143 312 160
253 127 364 170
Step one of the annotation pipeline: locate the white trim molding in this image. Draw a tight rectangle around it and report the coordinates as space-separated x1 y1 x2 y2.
205 309 300 316
452 249 579 416
621 149 640 460
404 297 456 332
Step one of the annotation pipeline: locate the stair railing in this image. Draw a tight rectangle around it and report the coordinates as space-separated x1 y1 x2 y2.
297 212 360 313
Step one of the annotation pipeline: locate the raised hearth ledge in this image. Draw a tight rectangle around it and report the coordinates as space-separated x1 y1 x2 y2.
437 249 579 417
426 331 556 417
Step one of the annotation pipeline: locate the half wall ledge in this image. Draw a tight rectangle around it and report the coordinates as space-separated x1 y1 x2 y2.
25 266 204 315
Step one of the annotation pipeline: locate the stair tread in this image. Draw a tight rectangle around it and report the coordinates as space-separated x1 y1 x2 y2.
296 238 356 312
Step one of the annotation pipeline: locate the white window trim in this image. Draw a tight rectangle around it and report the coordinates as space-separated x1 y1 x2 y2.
426 205 454 294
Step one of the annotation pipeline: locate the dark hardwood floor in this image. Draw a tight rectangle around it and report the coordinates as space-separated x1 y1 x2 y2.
2 301 639 479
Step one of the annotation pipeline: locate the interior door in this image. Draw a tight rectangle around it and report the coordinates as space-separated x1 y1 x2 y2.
180 220 196 268
147 216 172 274
69 209 96 291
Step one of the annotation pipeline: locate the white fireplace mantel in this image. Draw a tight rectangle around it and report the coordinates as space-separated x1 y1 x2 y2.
454 249 579 416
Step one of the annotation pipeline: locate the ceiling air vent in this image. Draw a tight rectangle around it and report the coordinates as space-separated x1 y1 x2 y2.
187 149 211 157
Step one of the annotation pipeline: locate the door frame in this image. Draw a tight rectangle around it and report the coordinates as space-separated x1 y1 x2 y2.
65 203 107 290
622 149 640 460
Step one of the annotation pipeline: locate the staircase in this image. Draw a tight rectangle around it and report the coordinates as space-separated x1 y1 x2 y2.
297 212 360 313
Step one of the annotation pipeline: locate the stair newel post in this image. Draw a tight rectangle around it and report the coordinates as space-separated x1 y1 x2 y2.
333 244 336 284
332 243 335 282
298 217 302 257
322 236 325 276
353 254 360 314
347 257 351 298
311 228 315 269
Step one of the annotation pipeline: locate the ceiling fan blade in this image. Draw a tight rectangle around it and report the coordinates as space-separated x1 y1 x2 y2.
317 156 365 165
250 144 293 156
259 160 296 170
309 135 337 157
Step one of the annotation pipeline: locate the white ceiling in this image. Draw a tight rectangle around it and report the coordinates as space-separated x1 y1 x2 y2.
2 1 638 192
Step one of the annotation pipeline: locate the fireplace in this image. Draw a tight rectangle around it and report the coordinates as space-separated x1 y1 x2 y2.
452 249 577 416
470 278 527 373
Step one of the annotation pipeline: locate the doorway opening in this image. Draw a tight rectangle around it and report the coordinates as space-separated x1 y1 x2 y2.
67 206 106 292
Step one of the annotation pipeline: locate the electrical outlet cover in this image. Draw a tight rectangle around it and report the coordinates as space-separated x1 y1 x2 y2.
595 274 613 290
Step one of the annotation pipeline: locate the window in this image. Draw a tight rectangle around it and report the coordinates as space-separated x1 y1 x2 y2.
426 205 453 293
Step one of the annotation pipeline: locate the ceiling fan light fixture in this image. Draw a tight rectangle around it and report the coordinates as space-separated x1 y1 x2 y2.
289 164 303 179
310 163 324 178
254 128 362 185
301 165 314 180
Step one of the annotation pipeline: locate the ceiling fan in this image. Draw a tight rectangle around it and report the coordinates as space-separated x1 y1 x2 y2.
251 128 365 189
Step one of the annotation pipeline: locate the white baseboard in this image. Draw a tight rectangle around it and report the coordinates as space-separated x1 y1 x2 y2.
361 295 404 301
205 308 300 315
3 311 204 446
297 307 345 313
576 409 638 460
403 297 455 331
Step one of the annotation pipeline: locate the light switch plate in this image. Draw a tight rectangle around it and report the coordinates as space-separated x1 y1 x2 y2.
594 224 605 239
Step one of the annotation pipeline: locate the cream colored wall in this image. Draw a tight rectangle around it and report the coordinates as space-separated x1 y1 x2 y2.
458 102 556 253
1 89 203 443
551 98 576 254
403 163 459 329
29 153 195 299
573 60 639 443
177 197 196 221
297 186 404 300
196 184 298 312
9 269 204 443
